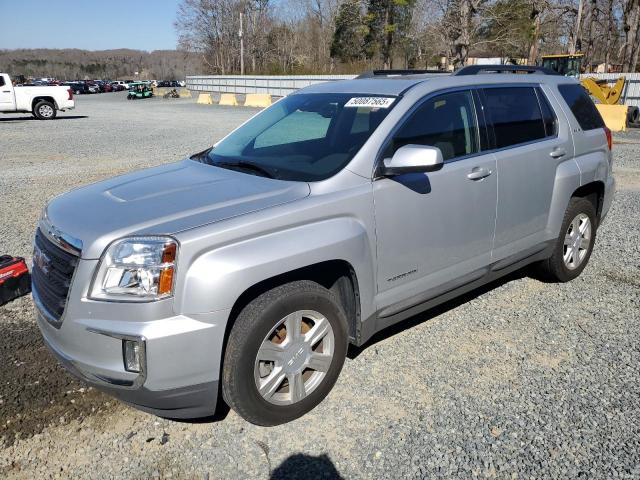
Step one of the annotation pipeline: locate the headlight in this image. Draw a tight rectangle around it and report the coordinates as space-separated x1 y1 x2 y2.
90 236 178 301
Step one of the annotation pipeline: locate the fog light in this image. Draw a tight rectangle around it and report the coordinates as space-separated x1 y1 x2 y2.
123 339 143 373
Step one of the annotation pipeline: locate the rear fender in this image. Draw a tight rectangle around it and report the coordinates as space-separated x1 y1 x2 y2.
545 159 582 239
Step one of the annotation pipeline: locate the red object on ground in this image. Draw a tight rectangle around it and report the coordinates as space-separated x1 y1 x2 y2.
0 255 31 306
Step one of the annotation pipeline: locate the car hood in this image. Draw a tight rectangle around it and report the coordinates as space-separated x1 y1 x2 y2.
45 159 311 259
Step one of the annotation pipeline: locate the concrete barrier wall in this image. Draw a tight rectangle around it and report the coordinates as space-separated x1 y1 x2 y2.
186 75 357 97
581 73 640 107
187 72 640 106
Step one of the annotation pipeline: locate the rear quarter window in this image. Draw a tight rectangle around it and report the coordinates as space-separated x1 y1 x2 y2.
557 84 605 131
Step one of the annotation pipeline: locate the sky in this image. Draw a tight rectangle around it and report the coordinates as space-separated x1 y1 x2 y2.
0 0 181 51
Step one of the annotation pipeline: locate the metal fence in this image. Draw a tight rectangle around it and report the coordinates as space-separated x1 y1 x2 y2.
186 75 357 97
580 73 640 107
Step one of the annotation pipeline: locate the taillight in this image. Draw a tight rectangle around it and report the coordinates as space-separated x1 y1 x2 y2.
67 88 73 100
604 126 612 150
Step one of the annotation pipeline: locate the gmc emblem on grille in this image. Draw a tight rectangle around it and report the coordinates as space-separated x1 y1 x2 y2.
33 245 52 275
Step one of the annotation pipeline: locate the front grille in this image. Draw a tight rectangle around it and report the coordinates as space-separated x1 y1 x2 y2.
32 229 79 323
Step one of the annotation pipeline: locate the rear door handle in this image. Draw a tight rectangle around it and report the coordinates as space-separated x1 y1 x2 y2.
2 90 10 93
550 148 566 159
467 167 492 181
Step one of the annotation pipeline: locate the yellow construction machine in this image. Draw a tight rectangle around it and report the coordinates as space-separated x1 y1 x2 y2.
541 53 639 131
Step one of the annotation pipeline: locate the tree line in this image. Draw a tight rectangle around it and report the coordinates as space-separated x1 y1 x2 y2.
175 0 640 74
0 49 202 80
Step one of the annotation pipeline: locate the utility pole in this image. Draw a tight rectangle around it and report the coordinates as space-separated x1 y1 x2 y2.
239 12 245 75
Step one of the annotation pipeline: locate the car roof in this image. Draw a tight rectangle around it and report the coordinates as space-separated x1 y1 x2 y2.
298 75 446 96
298 70 577 96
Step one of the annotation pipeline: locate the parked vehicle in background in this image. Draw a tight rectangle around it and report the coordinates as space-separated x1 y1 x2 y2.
63 82 89 95
0 73 74 119
84 82 100 94
111 81 129 89
32 66 615 425
157 80 182 88
94 81 112 93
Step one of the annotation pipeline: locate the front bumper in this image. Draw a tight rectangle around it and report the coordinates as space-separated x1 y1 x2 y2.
41 328 219 418
34 258 231 418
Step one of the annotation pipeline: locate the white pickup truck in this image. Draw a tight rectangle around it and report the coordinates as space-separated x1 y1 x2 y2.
0 73 75 120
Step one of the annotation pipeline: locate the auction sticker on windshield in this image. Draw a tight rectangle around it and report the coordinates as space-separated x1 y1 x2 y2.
344 97 395 108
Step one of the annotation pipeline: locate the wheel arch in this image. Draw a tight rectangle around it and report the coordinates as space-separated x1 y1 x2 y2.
31 96 57 111
571 181 605 225
227 260 361 343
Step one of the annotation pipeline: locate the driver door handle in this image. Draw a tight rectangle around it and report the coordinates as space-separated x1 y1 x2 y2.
550 148 566 159
467 167 493 181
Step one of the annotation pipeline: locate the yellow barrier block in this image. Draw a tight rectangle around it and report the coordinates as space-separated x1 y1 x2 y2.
179 89 192 98
596 104 628 132
244 93 272 108
196 93 214 105
219 93 238 106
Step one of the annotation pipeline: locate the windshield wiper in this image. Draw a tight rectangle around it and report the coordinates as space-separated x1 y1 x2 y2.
215 160 276 179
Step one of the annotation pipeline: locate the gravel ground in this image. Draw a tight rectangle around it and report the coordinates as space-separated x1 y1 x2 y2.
1 93 639 479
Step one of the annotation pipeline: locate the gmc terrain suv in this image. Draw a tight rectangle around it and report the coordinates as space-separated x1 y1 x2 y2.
33 66 615 425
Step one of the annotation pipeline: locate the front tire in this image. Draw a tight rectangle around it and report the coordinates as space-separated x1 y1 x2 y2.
33 100 56 120
222 281 349 426
537 197 597 282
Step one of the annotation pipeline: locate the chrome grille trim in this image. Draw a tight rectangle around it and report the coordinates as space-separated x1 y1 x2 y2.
32 227 80 328
39 217 83 256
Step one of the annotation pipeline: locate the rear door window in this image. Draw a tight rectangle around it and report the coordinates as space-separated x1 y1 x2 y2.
482 87 547 149
557 83 605 130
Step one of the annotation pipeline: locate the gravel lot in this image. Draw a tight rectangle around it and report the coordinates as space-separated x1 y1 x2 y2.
1 92 639 479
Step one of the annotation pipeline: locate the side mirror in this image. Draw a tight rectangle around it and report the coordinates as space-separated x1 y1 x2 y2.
382 144 444 176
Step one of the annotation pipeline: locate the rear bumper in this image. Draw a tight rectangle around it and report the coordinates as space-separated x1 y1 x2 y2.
58 100 75 111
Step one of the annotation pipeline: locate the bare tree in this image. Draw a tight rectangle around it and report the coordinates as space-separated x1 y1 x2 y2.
622 0 640 71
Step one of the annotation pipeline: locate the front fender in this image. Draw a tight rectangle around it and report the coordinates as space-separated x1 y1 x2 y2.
175 217 376 319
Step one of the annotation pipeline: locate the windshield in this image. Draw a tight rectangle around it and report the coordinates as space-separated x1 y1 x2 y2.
201 93 397 181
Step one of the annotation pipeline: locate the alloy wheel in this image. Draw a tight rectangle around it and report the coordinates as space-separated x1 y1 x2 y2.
563 213 591 270
254 310 334 406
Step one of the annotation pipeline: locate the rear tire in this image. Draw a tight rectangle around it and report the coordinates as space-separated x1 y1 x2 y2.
536 197 597 282
33 100 56 120
222 281 348 426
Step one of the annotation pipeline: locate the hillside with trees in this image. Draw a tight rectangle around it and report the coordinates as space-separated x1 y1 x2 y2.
0 48 203 80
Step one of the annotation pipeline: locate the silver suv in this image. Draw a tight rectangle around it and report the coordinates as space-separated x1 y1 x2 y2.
33 66 615 425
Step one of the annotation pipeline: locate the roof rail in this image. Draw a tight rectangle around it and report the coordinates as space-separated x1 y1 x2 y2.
453 65 559 76
356 69 448 79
